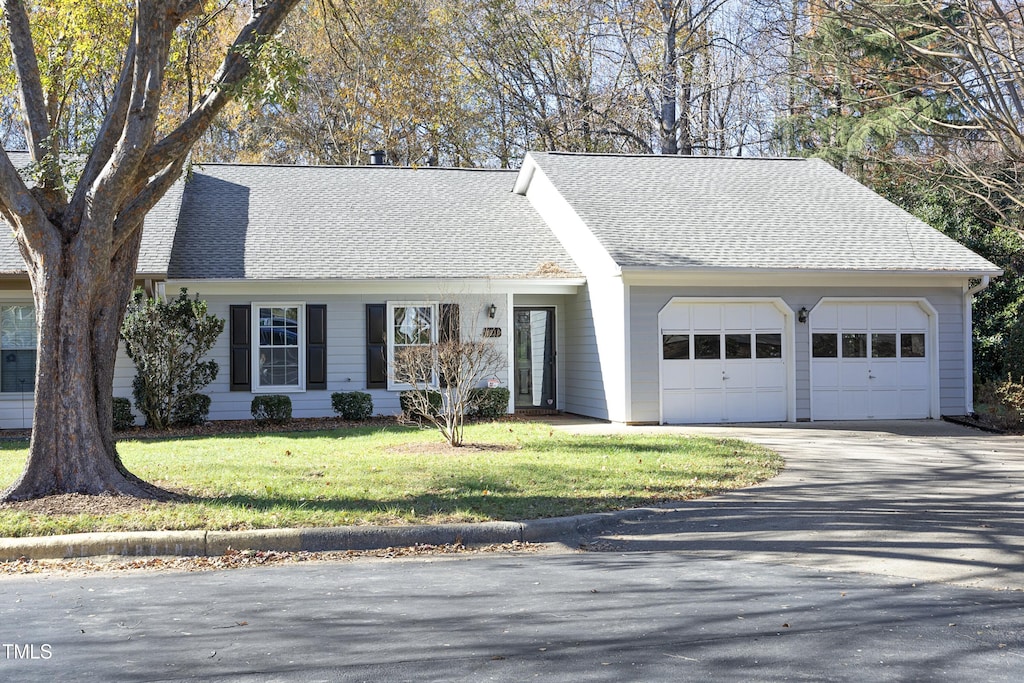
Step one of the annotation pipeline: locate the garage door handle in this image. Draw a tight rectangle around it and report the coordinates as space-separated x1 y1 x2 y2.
722 375 730 381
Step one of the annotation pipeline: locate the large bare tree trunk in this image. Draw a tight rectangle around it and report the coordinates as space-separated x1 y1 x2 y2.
2 225 167 500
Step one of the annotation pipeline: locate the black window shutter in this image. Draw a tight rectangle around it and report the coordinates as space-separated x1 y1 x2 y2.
437 304 460 388
439 303 460 344
366 304 387 389
229 305 251 391
306 304 327 390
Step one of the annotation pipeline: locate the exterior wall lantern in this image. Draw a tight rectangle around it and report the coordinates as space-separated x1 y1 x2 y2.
487 303 497 319
797 307 809 323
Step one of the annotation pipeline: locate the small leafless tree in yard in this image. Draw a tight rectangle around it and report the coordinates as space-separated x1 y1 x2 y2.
393 337 505 447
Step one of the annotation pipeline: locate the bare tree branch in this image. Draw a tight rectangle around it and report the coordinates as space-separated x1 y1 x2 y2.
111 156 187 253
0 150 57 253
142 0 301 177
1 0 53 162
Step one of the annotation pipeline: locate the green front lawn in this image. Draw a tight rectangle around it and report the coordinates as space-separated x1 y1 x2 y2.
0 422 781 537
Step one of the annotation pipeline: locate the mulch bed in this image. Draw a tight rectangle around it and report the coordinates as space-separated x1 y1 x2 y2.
0 492 170 516
942 413 1015 434
0 414 533 443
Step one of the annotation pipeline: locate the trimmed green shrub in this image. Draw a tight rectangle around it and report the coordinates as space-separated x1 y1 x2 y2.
251 395 292 425
112 397 135 431
172 393 211 427
469 387 511 419
399 390 441 421
121 288 223 429
331 391 373 420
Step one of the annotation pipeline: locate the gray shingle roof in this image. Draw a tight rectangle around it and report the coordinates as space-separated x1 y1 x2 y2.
168 163 581 280
0 152 183 275
526 151 1000 274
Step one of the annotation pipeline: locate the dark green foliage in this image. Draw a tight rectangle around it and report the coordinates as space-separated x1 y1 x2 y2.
121 288 224 429
251 395 292 425
469 387 510 419
172 393 211 427
1005 317 1024 383
877 179 1024 384
996 377 1024 428
331 391 373 420
399 390 441 420
112 397 135 431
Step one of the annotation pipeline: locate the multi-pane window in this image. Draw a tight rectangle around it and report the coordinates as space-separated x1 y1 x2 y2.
813 331 925 359
1 305 36 393
388 304 436 388
256 305 301 388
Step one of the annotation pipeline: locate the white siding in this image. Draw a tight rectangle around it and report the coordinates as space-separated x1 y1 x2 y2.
561 279 628 421
195 290 514 421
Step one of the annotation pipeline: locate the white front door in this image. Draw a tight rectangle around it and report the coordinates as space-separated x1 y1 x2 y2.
810 302 931 420
660 301 789 424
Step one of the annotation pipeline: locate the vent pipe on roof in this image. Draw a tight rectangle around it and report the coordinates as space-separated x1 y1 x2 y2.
369 150 387 166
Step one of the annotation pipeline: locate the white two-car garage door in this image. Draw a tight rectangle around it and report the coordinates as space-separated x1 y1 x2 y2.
810 301 933 420
660 300 789 424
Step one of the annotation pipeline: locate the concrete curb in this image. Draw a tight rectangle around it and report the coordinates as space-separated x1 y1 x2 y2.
0 506 675 562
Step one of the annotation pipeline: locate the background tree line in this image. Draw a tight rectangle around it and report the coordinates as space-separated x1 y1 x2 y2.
3 0 1022 384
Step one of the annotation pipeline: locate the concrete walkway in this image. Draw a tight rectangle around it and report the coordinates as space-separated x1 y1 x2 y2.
554 418 1024 590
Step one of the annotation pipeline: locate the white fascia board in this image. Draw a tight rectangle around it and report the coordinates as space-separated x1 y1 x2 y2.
165 278 586 297
512 153 537 195
521 164 621 278
620 268 998 289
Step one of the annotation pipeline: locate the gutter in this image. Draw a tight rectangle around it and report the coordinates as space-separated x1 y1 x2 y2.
964 275 991 414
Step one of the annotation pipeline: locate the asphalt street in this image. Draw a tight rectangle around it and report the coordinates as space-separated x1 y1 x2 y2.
0 551 1022 682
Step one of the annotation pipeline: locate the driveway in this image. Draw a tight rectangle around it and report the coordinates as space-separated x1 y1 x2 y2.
556 418 1024 590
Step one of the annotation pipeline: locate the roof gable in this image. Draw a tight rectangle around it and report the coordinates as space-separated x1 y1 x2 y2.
522 151 1000 275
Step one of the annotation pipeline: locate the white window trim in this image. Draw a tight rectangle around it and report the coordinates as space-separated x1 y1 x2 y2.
251 302 306 393
386 301 438 391
0 302 37 397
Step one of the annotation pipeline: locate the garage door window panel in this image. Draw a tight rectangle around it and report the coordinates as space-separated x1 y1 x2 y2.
812 333 838 358
694 335 720 360
724 334 751 359
756 334 782 359
872 334 897 359
662 334 689 360
842 333 867 358
901 333 926 358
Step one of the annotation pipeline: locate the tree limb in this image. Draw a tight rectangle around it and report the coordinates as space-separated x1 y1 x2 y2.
1 0 53 162
142 0 301 177
111 156 186 254
0 149 57 251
